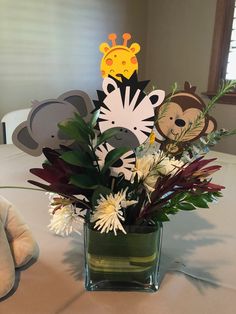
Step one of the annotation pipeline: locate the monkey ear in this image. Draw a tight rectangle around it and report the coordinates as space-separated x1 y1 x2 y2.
205 116 217 134
184 81 196 93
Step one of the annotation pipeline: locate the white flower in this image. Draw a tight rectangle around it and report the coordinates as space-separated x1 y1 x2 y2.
132 153 161 193
47 194 83 237
132 152 183 194
91 189 137 235
158 157 183 176
133 154 155 180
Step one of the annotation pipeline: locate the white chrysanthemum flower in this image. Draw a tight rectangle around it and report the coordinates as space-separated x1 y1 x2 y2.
132 152 183 194
91 189 137 235
132 154 161 193
133 154 155 180
48 205 83 237
158 157 183 176
47 193 83 237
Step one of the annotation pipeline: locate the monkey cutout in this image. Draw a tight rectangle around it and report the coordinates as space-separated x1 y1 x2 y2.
155 82 217 155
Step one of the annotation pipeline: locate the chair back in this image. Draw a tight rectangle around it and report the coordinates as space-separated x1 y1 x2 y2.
1 108 31 144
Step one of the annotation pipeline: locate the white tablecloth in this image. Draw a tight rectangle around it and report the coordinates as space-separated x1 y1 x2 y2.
0 144 236 314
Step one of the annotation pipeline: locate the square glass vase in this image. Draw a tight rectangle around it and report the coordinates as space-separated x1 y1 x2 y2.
84 222 163 292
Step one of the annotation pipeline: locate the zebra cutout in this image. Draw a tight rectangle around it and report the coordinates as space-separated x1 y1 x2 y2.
94 72 165 180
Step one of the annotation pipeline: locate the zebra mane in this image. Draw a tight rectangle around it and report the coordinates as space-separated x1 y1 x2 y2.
93 71 150 111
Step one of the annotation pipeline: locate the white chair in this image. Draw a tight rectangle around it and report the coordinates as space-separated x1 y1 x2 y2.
1 108 31 144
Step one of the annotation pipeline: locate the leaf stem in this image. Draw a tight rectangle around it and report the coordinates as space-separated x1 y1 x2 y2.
0 186 45 191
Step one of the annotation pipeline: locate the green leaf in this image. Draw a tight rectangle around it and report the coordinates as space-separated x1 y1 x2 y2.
74 112 95 139
60 151 94 168
89 110 100 128
165 206 179 215
59 121 89 143
213 191 223 198
101 147 130 174
177 202 196 211
74 112 92 132
91 185 111 207
188 197 209 208
70 174 99 189
201 193 215 202
96 128 120 147
226 128 236 136
171 192 189 205
151 212 170 222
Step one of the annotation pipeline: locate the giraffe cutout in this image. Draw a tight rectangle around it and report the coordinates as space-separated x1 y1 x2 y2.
100 33 140 81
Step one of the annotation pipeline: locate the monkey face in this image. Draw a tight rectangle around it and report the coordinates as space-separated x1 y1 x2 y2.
157 102 215 143
154 82 217 155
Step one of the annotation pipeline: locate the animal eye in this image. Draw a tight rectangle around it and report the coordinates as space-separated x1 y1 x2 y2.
112 121 115 124
134 127 137 130
107 83 115 93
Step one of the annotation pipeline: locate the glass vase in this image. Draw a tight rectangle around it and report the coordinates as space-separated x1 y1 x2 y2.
84 222 163 292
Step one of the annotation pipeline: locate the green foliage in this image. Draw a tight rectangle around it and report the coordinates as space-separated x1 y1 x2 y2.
96 128 120 148
29 103 226 230
70 174 99 189
101 147 130 174
52 113 132 209
60 151 94 168
203 80 236 115
169 80 236 152
145 190 223 224
89 110 100 128
185 128 236 159
59 120 89 143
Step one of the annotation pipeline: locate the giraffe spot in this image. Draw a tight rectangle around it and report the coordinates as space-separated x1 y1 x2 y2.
131 56 137 64
122 61 126 65
106 58 113 66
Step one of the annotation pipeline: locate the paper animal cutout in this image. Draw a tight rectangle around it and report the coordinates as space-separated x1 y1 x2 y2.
94 72 165 179
155 81 217 155
100 33 140 81
12 90 94 156
96 142 136 180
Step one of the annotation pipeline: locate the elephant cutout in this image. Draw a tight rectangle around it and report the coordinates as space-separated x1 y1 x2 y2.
12 90 94 156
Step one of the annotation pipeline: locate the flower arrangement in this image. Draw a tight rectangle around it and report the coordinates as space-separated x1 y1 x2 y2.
27 74 236 237
2 32 236 292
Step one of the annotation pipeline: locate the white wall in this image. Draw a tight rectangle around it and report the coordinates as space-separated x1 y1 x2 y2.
146 0 236 155
0 0 147 142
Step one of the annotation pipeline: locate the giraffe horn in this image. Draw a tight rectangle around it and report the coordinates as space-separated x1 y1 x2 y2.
108 33 117 47
122 33 131 46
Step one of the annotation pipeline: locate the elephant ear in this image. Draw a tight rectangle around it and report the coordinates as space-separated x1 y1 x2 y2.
12 121 42 156
58 90 95 122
